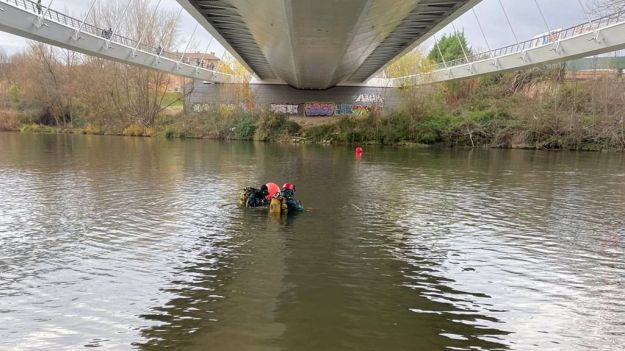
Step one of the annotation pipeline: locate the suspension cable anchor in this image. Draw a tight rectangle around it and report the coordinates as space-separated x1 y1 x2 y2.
551 41 564 55
590 30 604 45
491 58 501 69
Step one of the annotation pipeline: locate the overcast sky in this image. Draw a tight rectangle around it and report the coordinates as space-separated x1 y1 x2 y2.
0 0 611 59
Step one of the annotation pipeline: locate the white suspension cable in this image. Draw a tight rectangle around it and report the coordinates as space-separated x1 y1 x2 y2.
451 23 470 64
178 23 198 66
196 37 214 69
533 0 552 34
133 0 164 55
576 0 594 27
156 7 183 59
497 0 519 45
472 8 492 56
433 34 448 69
73 0 97 40
37 0 55 27
107 0 133 48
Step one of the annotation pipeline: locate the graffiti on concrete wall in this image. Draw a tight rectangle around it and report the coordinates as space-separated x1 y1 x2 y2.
193 92 385 117
270 103 300 115
304 102 336 117
192 103 251 113
193 103 210 113
355 94 384 104
335 104 353 116
352 105 372 116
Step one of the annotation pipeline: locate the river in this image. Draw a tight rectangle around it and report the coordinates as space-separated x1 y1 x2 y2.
1 132 624 350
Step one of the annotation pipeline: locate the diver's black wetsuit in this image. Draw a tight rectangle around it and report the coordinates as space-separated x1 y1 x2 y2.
246 185 269 208
281 189 304 212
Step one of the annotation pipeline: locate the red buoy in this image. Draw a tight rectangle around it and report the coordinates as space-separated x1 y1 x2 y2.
355 146 363 156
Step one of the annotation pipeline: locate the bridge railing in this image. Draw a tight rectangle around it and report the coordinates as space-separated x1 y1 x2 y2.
402 9 625 76
1 0 235 80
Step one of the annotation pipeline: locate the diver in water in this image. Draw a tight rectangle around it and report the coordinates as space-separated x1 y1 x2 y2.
243 184 269 208
281 183 304 212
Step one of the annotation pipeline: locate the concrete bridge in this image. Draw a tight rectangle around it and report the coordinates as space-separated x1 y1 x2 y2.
1 0 625 91
176 0 481 89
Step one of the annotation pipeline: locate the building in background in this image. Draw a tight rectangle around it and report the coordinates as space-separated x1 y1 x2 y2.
168 51 220 92
565 51 625 79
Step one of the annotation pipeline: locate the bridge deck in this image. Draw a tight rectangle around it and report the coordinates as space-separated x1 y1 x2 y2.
391 10 625 86
0 0 237 83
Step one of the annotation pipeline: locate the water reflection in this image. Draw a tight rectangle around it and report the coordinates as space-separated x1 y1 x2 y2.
1 133 624 350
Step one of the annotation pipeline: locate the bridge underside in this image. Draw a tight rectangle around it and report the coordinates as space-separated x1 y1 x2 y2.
178 0 481 89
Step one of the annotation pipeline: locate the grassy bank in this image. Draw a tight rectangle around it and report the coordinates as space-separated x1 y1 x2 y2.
300 69 625 151
3 68 625 151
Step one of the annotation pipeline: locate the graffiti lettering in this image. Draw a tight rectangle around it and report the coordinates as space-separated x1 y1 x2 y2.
193 103 210 113
355 94 384 104
270 103 299 115
193 103 250 113
352 105 372 116
335 104 353 116
304 102 335 117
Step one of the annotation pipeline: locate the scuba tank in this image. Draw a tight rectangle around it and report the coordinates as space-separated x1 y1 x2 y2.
269 192 288 216
281 188 304 212
239 187 256 207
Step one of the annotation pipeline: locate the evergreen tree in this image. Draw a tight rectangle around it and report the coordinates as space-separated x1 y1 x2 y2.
427 31 472 64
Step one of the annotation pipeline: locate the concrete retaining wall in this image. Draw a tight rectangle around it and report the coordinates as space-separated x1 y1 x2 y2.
185 80 405 116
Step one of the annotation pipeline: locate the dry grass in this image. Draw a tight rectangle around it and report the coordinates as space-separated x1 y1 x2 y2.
0 109 20 131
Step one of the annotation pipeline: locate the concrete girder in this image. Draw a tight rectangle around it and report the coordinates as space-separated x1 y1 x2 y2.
177 0 481 89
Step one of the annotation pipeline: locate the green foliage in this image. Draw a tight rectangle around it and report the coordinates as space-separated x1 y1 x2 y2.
161 92 183 107
427 31 472 64
255 112 296 141
19 123 58 134
7 84 20 108
234 115 257 140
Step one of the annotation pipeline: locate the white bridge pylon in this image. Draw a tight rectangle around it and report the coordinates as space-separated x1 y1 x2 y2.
391 10 625 87
0 0 238 83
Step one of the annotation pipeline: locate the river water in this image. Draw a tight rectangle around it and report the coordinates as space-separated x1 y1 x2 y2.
1 132 624 350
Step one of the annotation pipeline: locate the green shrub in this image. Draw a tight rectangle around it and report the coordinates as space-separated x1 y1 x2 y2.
19 123 58 134
234 116 257 139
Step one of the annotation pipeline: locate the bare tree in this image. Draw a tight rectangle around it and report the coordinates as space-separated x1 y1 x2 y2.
0 48 7 64
589 0 625 15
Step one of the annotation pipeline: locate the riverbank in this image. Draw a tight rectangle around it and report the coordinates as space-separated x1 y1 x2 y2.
4 108 624 151
2 68 625 151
